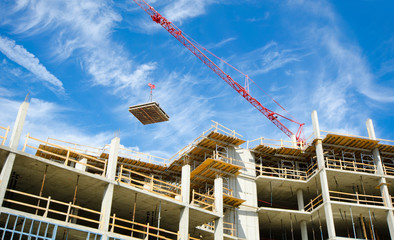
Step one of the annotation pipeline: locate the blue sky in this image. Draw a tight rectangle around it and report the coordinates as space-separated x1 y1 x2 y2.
0 0 393 157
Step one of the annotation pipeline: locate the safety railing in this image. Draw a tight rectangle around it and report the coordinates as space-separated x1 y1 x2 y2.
304 194 323 212
117 165 181 200
329 191 384 206
256 162 318 181
22 134 107 175
168 121 242 163
0 125 10 145
325 158 376 174
246 137 306 150
201 221 236 236
118 147 171 166
383 164 394 176
191 190 215 211
3 189 101 227
47 137 108 157
109 214 180 240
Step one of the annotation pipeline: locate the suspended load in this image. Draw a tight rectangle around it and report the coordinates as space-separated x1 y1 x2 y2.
128 83 169 125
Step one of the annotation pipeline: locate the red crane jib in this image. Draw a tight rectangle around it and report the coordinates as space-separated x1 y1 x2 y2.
133 0 305 142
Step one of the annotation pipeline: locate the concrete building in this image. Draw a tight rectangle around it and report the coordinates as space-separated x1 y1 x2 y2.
0 98 393 239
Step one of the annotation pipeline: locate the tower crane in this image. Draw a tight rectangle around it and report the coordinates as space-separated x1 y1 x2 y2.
133 0 305 143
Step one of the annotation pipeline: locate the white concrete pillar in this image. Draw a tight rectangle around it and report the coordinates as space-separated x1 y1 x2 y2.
291 134 297 148
214 177 223 240
181 165 191 204
9 97 29 150
75 158 87 172
179 206 189 240
179 165 190 240
297 189 305 211
300 221 308 240
233 148 260 240
366 119 394 238
99 184 114 231
0 98 29 206
106 137 120 180
99 137 119 231
311 110 336 239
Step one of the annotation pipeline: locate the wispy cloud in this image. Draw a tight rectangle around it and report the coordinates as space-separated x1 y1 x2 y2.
163 0 217 24
0 36 64 94
205 37 236 49
237 41 301 75
0 96 112 149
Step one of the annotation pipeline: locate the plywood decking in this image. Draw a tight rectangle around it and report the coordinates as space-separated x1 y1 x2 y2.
128 102 169 125
190 158 242 186
322 134 379 150
223 195 245 208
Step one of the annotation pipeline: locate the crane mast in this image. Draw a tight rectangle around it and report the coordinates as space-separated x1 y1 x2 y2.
133 0 305 142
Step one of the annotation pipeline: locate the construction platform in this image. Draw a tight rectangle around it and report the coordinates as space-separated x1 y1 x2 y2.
128 101 169 125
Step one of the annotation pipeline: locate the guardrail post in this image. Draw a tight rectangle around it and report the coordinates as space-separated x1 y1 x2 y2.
111 213 115 232
66 202 72 222
145 222 150 240
44 196 51 217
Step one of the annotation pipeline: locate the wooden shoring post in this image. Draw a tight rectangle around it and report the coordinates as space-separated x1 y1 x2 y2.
73 175 80 205
36 165 48 215
111 213 116 232
360 214 368 239
22 133 29 152
131 193 137 237
43 196 51 218
290 213 294 240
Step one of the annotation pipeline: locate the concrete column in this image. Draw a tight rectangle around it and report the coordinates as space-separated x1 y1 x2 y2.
179 165 190 239
106 137 120 180
311 110 336 239
99 184 114 231
99 137 119 232
75 158 87 172
300 221 308 240
297 189 305 211
291 134 297 148
0 98 29 206
214 177 223 240
9 97 29 150
181 165 191 203
366 119 394 238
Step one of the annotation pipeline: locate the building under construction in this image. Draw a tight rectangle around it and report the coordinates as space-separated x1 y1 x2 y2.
0 98 393 240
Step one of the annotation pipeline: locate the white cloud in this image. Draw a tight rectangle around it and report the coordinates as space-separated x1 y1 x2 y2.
0 36 64 93
163 0 216 23
0 97 112 150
